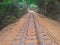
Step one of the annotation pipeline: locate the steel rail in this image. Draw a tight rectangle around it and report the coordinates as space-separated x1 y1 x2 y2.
20 14 31 45
32 14 43 45
32 13 58 45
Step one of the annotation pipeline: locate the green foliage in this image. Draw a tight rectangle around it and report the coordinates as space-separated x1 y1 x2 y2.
0 0 60 30
34 0 60 22
0 0 28 30
4 16 16 23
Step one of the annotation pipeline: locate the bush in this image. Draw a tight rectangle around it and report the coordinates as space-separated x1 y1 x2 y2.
0 2 28 30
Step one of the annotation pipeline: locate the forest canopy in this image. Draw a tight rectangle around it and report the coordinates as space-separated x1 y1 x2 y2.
0 0 60 30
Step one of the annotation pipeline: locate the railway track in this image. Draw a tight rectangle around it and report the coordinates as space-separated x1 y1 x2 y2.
11 13 58 45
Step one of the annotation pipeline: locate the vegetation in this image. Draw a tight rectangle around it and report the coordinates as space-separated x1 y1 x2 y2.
26 0 60 22
32 0 60 21
0 0 60 30
0 0 28 30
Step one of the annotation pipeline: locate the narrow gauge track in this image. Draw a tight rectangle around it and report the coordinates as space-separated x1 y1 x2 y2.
24 13 41 45
11 13 58 45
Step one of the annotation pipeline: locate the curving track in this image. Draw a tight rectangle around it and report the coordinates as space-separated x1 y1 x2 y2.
11 12 58 45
